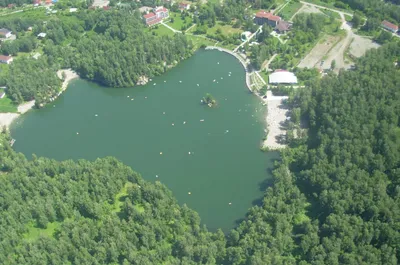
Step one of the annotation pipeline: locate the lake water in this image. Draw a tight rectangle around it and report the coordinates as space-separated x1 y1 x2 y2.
11 50 278 231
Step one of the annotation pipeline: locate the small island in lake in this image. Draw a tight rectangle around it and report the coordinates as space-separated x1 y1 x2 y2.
202 93 217 107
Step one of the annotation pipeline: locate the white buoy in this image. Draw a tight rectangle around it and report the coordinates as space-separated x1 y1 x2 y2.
179 80 182 83
76 132 79 135
213 79 216 82
217 62 220 64
153 83 156 86
145 96 147 99
95 114 98 117
160 152 163 155
197 84 199 86
188 152 191 155
163 112 165 114
183 121 186 124
131 98 134 101
221 77 223 79
53 105 55 107
229 202 232 205
156 175 159 178
172 123 174 126
127 96 130 98
188 192 191 195
164 80 166 83
200 119 204 122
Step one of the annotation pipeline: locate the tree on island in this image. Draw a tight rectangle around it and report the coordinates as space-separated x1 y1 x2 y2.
202 93 217 107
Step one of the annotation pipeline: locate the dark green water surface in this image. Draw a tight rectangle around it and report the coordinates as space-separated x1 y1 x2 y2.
11 50 278 231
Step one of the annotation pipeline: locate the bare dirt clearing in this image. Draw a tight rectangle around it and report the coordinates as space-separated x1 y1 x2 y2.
297 35 341 68
298 4 324 15
349 34 380 58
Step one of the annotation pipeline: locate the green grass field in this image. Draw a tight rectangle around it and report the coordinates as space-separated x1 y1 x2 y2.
0 93 18 113
278 1 303 20
24 221 60 242
186 35 216 50
167 12 193 31
148 24 175 36
207 21 242 36
320 9 341 20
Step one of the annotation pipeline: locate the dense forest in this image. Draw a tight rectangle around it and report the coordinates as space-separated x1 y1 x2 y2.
1 42 399 264
0 10 192 105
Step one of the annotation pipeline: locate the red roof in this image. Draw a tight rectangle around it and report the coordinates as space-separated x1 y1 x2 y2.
0 55 12 61
143 12 156 19
381 20 398 31
146 17 162 26
255 10 281 21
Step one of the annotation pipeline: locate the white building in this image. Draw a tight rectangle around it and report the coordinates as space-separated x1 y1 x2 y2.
37 32 47 38
0 28 12 39
269 70 298 84
0 55 13 64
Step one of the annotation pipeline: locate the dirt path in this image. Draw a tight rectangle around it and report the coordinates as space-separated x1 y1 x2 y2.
320 13 353 71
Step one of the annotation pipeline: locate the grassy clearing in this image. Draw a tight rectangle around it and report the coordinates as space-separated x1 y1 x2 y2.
344 14 352 22
167 12 193 31
0 93 18 113
186 35 216 50
24 221 60 242
112 182 145 214
207 21 242 36
3 7 47 20
148 24 175 36
278 1 303 20
300 0 349 12
320 9 341 20
259 71 269 83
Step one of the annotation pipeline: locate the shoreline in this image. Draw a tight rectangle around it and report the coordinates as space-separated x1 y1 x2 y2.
205 47 287 150
0 69 79 130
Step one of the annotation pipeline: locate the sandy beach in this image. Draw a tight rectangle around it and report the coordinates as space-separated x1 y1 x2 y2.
0 69 78 130
262 91 288 150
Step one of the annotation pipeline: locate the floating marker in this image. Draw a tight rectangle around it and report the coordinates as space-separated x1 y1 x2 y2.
179 80 182 83
153 83 156 86
156 175 159 178
229 202 232 205
160 152 163 155
188 192 191 195
131 98 134 101
127 96 130 98
172 123 174 126
95 114 98 116
221 77 223 79
200 119 204 122
213 79 216 82
164 80 166 83
76 132 79 135
53 105 55 107
217 62 220 64
163 112 165 114
197 84 199 86
188 152 191 155
145 96 147 99
183 121 186 124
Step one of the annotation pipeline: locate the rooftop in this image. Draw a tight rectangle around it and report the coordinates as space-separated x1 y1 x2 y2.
269 70 298 84
0 55 12 61
143 12 156 19
255 11 281 21
381 20 398 30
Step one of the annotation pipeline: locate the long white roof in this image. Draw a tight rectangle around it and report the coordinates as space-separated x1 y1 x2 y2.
269 71 298 84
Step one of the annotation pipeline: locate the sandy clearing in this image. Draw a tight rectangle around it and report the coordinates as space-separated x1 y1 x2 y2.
297 35 340 68
57 69 79 92
349 34 380 58
0 113 19 129
263 91 288 149
297 4 324 15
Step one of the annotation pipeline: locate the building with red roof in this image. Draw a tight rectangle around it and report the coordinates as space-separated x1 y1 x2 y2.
143 6 169 26
0 55 13 64
381 20 398 33
254 10 281 27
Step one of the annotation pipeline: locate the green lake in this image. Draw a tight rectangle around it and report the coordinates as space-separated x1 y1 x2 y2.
11 50 278 231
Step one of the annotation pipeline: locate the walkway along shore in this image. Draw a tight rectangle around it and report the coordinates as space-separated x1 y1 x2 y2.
0 69 78 129
205 46 287 150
